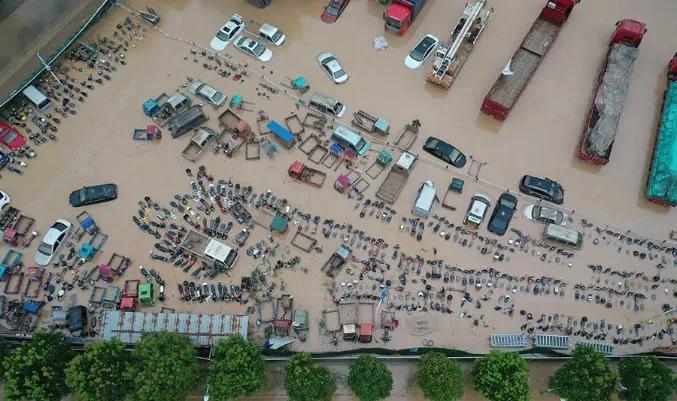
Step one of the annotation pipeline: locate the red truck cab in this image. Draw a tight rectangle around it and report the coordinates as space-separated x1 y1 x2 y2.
0 121 26 151
539 0 577 26
611 19 647 47
384 0 426 36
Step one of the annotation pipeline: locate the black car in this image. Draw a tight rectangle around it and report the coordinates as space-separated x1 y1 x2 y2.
488 193 517 235
422 137 466 168
519 175 564 204
69 184 118 207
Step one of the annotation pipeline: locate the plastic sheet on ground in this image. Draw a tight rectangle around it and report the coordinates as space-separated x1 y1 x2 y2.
586 44 639 157
373 36 389 51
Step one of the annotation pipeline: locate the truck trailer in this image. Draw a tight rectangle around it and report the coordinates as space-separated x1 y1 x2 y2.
646 54 677 206
577 19 647 165
481 0 577 120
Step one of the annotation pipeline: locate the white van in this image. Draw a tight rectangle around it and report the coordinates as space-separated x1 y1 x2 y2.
309 92 345 118
412 181 437 217
543 224 583 249
331 124 369 155
22 85 51 112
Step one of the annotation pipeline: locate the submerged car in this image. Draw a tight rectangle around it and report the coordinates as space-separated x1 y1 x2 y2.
188 81 226 106
234 36 273 62
257 23 286 46
321 0 350 23
524 204 567 226
422 136 466 168
210 14 246 51
0 121 26 151
519 175 564 204
464 193 491 227
0 190 10 210
488 193 518 235
69 184 118 207
404 34 438 69
317 52 348 84
35 219 71 266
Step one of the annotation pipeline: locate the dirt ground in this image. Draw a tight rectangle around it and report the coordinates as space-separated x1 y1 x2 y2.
1 0 676 356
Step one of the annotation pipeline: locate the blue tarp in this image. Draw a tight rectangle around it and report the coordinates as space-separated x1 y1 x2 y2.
267 120 294 148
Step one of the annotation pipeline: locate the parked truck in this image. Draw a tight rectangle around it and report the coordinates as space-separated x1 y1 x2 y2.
288 161 327 187
426 0 492 89
384 0 427 36
182 127 219 161
321 245 351 278
646 54 677 206
481 0 577 120
577 19 646 165
180 230 238 271
376 151 417 204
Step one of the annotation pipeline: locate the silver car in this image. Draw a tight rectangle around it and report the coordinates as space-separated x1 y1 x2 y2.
188 81 226 106
234 36 273 62
524 204 567 225
317 52 348 84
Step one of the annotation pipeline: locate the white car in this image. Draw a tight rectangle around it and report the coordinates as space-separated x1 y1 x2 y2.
234 36 272 62
404 34 439 69
524 205 568 226
188 81 226 106
463 193 491 228
258 23 286 46
317 52 348 84
35 219 72 266
0 191 10 210
210 14 246 51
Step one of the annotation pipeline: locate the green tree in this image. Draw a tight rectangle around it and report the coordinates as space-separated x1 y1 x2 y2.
550 345 617 401
66 339 132 401
473 350 530 401
126 332 199 401
284 352 336 401
2 331 71 401
208 334 265 401
0 336 12 378
348 355 393 401
416 352 464 401
618 356 676 401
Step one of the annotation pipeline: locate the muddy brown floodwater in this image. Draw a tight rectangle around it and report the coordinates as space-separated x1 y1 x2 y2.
1 0 676 358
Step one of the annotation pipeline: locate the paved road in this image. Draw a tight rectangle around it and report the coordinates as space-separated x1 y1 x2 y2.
0 0 106 106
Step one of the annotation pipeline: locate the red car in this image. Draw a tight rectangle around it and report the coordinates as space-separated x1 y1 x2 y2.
0 121 26 151
321 0 350 23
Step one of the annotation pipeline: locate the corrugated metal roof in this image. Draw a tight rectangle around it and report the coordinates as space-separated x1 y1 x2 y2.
577 341 614 356
101 311 248 347
490 333 527 348
534 334 571 349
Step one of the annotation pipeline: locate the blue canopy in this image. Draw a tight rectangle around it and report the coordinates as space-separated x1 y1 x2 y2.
267 120 294 147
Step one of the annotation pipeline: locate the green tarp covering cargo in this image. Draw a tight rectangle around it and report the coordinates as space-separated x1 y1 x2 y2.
646 80 677 206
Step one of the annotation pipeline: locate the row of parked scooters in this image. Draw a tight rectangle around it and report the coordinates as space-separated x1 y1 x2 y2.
177 280 247 303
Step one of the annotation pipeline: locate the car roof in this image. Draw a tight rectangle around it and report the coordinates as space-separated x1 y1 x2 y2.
536 206 560 220
260 23 278 36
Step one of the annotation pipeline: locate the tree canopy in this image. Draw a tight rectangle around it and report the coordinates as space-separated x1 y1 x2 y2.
473 350 530 401
550 345 617 401
2 331 71 401
208 334 265 401
65 339 133 401
126 332 199 401
284 352 336 401
416 352 464 401
618 356 676 401
348 355 393 401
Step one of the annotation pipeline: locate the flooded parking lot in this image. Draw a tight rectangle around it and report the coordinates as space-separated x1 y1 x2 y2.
0 0 676 357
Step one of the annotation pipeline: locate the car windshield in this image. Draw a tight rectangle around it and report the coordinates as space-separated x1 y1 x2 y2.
271 31 283 41
53 222 68 231
449 148 461 162
355 138 367 153
501 197 517 209
252 43 266 56
3 131 17 143
334 69 346 78
385 17 402 29
410 38 435 61
325 5 339 15
38 241 52 255
216 30 231 41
